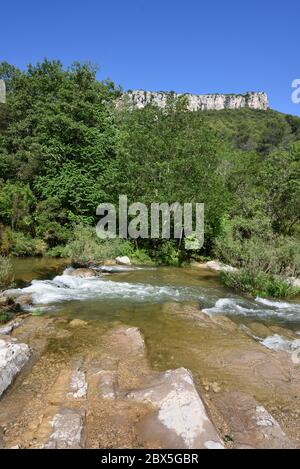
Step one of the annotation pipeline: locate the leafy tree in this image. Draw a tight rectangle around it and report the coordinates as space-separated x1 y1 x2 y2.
0 182 35 231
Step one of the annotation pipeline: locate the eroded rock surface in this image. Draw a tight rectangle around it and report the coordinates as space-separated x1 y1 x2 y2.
44 408 85 449
120 90 268 111
0 335 31 398
67 369 88 399
127 368 224 449
214 392 295 449
1 310 299 449
67 268 97 278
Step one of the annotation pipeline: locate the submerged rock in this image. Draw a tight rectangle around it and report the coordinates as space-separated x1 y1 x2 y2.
44 408 85 449
97 370 117 399
214 392 295 449
69 319 88 328
67 369 88 399
68 268 97 278
0 335 31 398
126 367 223 449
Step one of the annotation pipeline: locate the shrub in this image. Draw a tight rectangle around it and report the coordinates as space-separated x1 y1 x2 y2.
214 215 300 297
0 255 14 290
214 215 300 276
0 228 48 257
220 269 300 298
62 224 139 265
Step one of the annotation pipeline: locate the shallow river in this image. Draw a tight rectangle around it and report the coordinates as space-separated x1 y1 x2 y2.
11 257 300 375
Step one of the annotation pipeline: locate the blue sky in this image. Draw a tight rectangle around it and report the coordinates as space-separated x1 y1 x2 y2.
1 0 299 115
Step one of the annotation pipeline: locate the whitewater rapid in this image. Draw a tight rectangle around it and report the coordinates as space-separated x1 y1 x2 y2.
20 269 201 305
16 268 300 323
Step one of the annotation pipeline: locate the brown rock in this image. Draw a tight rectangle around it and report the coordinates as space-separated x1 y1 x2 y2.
15 294 33 307
68 268 97 278
69 319 88 328
214 392 296 449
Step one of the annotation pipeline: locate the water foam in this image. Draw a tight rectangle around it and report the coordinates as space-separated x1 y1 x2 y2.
20 272 200 306
260 334 300 352
203 295 300 321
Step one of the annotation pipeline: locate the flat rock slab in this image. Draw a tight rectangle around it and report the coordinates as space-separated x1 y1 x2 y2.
0 335 31 398
214 392 296 449
97 370 117 399
67 369 88 399
127 367 223 449
44 408 85 449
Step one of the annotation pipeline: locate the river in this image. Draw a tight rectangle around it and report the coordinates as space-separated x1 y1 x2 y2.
1 257 299 448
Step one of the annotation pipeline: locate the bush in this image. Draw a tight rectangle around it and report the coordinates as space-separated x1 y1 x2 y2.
220 269 300 298
0 255 14 290
214 215 300 277
0 311 13 324
214 215 300 297
0 228 48 256
61 224 142 265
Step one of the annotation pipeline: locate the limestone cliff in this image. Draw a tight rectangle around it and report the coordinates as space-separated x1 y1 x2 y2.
0 80 6 104
120 90 268 111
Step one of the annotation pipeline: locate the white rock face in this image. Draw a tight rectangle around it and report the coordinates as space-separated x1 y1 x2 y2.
67 369 88 399
0 336 31 398
196 260 238 273
0 80 5 104
120 90 268 112
115 256 131 265
44 408 85 449
288 277 300 289
127 367 223 449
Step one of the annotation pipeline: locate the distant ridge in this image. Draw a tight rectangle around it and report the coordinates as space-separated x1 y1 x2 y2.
119 90 269 111
0 80 6 104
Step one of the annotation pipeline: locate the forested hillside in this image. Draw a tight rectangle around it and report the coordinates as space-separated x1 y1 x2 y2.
0 60 299 297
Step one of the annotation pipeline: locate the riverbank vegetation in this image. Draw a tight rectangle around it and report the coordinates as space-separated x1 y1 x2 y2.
0 255 14 290
0 60 299 297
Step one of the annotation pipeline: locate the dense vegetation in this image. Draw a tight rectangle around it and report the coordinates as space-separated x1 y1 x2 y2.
0 60 299 296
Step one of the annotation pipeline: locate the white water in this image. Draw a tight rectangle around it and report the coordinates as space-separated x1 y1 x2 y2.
260 334 300 352
17 268 300 323
203 296 300 321
20 270 201 306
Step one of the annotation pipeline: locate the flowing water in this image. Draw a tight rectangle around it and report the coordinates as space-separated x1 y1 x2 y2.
13 258 300 364
3 258 300 448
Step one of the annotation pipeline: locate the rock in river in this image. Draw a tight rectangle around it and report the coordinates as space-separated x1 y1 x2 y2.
44 408 85 449
68 268 97 278
126 367 224 449
0 335 31 398
115 256 131 266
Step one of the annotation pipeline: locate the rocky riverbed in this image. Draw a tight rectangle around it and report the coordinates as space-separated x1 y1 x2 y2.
0 262 299 449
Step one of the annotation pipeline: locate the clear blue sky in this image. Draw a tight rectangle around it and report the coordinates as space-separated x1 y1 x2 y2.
1 0 300 116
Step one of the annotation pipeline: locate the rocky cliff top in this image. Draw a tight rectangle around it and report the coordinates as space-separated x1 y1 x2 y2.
120 90 269 111
0 80 6 104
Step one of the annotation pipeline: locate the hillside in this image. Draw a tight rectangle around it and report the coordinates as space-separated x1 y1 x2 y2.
0 60 299 298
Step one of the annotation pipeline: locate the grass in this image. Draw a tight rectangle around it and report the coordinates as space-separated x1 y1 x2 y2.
0 255 14 290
